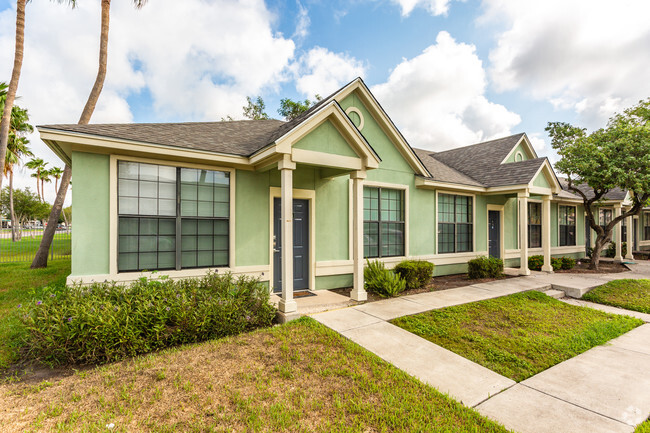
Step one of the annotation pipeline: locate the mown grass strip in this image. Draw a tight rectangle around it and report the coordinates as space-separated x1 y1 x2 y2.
0 259 70 369
583 279 650 314
0 317 513 433
392 291 643 382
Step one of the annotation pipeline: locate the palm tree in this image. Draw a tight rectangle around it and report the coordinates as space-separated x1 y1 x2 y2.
5 136 33 241
25 157 46 201
1 99 34 241
49 166 63 196
32 0 148 268
0 0 27 193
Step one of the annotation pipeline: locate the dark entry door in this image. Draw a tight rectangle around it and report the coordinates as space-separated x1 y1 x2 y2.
634 219 638 251
273 198 309 293
488 210 501 258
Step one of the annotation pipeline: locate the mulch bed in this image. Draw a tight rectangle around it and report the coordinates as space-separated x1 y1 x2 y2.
554 260 629 274
329 274 518 302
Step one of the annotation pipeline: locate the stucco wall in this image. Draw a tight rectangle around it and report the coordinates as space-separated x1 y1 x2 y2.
71 151 110 276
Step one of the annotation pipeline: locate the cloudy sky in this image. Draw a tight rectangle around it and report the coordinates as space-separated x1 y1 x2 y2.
1 0 649 205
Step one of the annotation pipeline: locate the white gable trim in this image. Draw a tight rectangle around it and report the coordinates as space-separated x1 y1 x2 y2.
500 133 538 164
323 78 431 177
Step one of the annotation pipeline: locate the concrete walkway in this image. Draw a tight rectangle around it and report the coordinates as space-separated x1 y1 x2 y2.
311 266 650 433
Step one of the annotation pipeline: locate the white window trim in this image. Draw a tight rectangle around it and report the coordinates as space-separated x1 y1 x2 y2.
515 151 524 162
557 204 578 247
109 154 236 277
435 189 476 255
351 180 410 260
527 198 543 249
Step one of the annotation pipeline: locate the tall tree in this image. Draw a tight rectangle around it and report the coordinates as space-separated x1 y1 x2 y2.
5 136 33 241
277 95 322 120
48 166 63 196
546 98 650 270
242 96 269 120
25 157 45 201
0 0 27 193
32 0 148 269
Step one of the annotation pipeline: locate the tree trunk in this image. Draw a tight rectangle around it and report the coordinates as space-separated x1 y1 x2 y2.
589 234 610 270
9 171 21 242
31 0 111 269
31 165 70 268
0 0 26 193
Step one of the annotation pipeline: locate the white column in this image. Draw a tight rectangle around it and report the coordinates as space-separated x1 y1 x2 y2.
541 195 553 273
278 156 297 314
351 171 367 301
519 192 530 275
625 214 634 259
614 204 623 262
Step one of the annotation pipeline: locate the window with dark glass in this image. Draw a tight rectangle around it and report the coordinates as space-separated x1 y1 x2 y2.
559 205 576 246
437 194 473 254
363 187 404 258
117 161 229 272
528 202 542 248
644 212 650 241
599 208 613 232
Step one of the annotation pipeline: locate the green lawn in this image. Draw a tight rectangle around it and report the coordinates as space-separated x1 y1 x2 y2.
0 317 512 432
637 419 650 433
0 234 71 262
391 291 643 382
583 279 650 314
0 259 71 369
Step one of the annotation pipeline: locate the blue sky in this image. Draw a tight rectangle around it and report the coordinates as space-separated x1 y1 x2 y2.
1 0 649 203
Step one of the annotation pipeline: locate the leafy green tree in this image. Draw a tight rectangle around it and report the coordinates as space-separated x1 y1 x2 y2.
546 98 650 269
242 96 269 120
277 95 322 120
1 187 50 227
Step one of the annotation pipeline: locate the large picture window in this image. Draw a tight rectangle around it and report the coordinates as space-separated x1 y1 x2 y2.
437 193 473 254
363 187 405 258
644 212 650 241
528 202 542 248
118 161 229 272
559 205 576 246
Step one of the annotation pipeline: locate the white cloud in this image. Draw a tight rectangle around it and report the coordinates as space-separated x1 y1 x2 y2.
484 0 650 128
292 1 310 43
293 47 366 98
372 31 521 150
0 0 296 203
389 0 456 16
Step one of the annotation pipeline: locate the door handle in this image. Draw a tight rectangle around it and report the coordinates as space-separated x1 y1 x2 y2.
273 248 280 253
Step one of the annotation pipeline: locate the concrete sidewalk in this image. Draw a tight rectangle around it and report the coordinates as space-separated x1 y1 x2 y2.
311 269 650 433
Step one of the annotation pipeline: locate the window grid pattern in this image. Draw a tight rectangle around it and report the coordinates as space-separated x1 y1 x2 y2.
644 212 650 241
600 209 613 231
363 187 405 258
117 161 229 272
437 194 473 254
559 205 576 246
528 202 542 248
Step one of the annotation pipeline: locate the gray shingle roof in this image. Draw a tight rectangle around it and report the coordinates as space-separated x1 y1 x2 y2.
415 133 548 188
412 148 483 187
38 120 286 157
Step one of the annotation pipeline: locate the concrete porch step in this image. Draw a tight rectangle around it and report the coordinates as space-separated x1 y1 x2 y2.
543 289 565 299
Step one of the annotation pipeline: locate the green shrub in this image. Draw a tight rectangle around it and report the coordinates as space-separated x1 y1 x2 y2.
364 260 406 298
561 257 576 270
18 272 276 365
604 242 627 258
467 256 504 279
528 255 544 271
393 260 435 291
551 257 563 271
